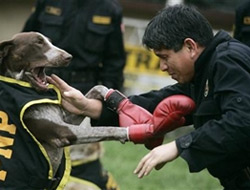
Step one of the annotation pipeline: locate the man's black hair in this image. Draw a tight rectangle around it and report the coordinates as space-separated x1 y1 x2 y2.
142 4 214 51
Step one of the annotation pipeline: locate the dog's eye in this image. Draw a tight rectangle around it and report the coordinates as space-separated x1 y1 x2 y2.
36 37 44 45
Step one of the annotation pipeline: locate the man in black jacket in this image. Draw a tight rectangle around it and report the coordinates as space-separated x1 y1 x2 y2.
234 0 250 47
23 0 126 93
23 0 125 189
48 4 250 190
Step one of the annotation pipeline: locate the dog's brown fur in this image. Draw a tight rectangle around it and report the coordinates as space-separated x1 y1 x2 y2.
0 32 128 181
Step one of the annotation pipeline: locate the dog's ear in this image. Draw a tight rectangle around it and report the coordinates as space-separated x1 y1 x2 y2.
0 40 13 65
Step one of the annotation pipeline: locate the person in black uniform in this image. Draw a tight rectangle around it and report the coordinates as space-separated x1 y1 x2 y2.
233 0 250 47
23 0 126 93
48 4 250 190
22 0 126 190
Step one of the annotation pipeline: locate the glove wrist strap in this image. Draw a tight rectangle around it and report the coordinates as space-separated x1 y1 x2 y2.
105 90 126 112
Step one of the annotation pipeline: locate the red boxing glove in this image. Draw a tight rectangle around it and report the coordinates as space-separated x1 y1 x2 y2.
152 95 196 135
105 90 162 148
127 123 164 149
105 89 152 126
127 95 195 149
105 90 195 150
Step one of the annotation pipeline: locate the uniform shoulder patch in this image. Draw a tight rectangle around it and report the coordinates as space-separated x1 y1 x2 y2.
243 16 250 25
92 15 111 25
45 6 62 16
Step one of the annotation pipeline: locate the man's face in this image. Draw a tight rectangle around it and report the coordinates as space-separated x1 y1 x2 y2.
154 40 201 83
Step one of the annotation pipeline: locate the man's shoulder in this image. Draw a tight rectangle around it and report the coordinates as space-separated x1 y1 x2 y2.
236 0 250 13
98 0 122 14
215 39 250 67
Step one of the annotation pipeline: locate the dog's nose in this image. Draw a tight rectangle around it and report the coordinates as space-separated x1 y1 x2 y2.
65 54 73 61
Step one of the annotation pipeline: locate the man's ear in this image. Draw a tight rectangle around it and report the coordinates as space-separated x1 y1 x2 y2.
0 40 13 65
183 38 198 58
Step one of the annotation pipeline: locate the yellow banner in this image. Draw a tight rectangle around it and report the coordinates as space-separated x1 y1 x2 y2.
123 44 174 95
124 44 168 76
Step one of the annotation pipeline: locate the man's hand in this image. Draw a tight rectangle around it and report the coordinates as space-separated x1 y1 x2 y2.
47 74 102 119
134 141 179 178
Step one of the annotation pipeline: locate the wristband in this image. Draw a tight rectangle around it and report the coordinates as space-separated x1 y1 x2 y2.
105 90 126 112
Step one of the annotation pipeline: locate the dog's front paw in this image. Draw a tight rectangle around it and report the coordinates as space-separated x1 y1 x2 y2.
85 85 109 100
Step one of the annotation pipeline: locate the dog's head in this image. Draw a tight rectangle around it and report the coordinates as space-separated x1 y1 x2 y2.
0 32 72 91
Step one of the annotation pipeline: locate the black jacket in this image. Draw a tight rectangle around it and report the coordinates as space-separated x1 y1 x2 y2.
234 0 250 47
97 30 250 181
23 0 126 93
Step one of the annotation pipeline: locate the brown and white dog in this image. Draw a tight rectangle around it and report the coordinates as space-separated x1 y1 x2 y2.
0 32 128 189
